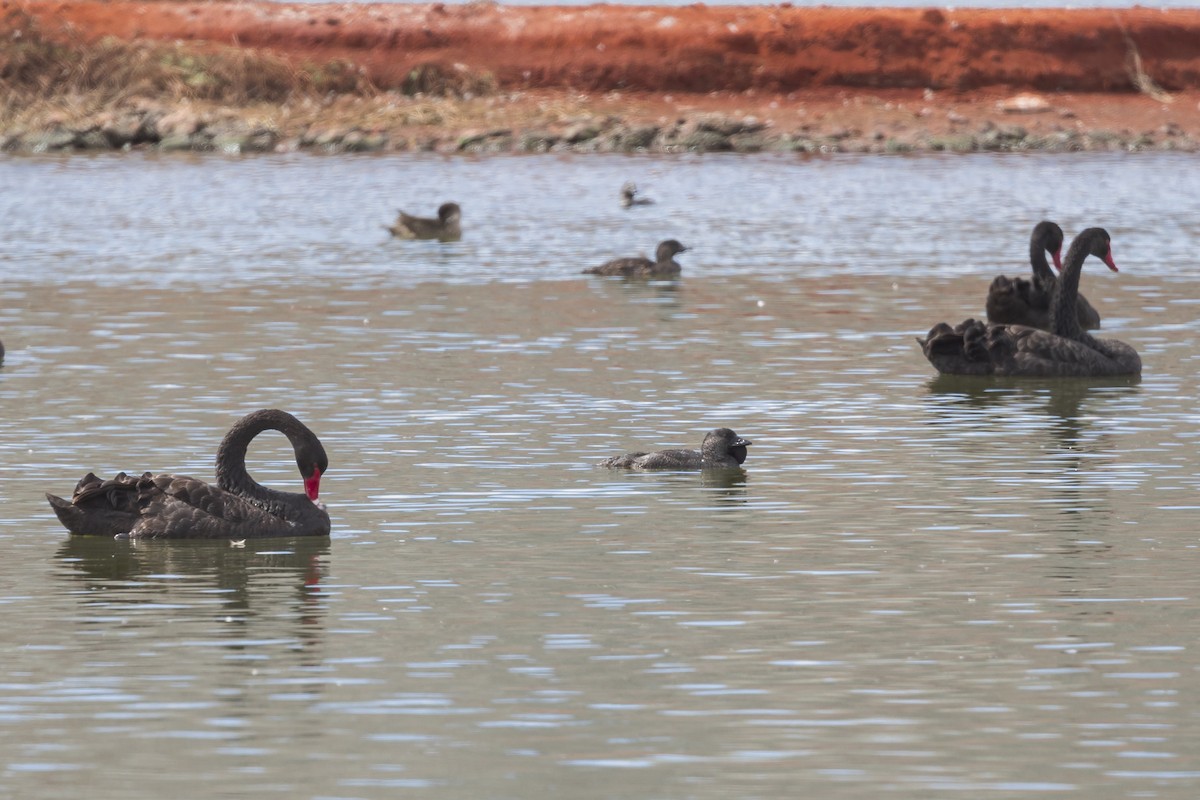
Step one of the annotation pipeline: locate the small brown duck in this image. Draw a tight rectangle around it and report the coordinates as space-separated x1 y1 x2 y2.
583 239 688 278
620 181 655 208
386 202 462 242
600 428 752 470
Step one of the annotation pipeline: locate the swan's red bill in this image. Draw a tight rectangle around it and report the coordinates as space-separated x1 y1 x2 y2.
304 466 322 501
1051 246 1063 272
1103 246 1119 272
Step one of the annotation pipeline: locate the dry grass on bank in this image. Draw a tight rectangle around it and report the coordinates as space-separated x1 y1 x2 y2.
1 10 367 110
0 9 495 125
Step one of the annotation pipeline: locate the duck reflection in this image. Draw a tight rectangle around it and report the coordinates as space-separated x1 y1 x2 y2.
604 467 750 508
585 273 683 308
54 536 330 649
700 468 751 507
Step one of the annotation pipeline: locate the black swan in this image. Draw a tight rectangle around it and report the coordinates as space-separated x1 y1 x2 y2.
386 202 462 241
620 182 655 208
985 220 1101 331
919 228 1140 378
46 409 331 539
601 428 752 470
583 239 688 277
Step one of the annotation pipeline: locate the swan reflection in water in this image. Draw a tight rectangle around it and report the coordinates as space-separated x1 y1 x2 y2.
922 373 1142 552
54 536 331 651
924 373 1142 446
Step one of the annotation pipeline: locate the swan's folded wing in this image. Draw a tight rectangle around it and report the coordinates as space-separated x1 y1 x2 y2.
987 274 1038 306
1011 330 1133 376
70 471 141 509
1084 336 1141 374
986 274 1050 328
131 473 293 538
920 318 1022 375
149 473 272 523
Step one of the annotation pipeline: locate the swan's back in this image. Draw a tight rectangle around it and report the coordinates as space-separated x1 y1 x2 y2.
985 275 1052 329
985 276 1102 331
47 470 328 539
920 318 1139 377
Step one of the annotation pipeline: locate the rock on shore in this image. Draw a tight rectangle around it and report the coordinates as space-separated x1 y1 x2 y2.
6 92 1200 156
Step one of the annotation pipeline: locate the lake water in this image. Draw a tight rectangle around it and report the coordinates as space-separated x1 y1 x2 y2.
2 150 1200 798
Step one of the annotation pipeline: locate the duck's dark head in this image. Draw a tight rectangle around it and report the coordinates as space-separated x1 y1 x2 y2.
656 239 688 261
438 202 462 223
703 428 752 465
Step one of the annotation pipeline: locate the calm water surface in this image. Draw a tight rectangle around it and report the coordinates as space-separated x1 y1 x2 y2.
2 151 1200 798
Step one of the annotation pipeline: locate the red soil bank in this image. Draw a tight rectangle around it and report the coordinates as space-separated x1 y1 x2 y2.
12 1 1200 94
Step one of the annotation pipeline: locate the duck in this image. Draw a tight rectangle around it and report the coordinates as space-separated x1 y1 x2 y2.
985 220 1101 331
920 227 1140 377
46 409 331 539
620 181 655 208
600 428 752 470
386 202 462 241
583 239 688 278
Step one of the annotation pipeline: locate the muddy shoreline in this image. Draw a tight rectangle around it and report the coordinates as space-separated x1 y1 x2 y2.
5 1 1200 155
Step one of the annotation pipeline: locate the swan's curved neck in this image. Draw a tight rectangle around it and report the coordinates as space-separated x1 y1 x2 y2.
214 410 311 517
1051 237 1089 341
1030 235 1055 282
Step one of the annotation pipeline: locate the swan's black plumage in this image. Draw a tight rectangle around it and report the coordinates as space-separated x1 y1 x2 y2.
46 409 331 539
920 228 1140 378
985 221 1101 331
